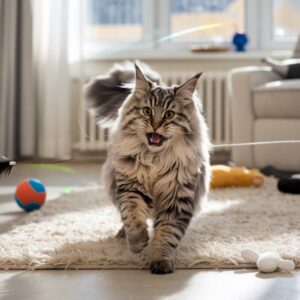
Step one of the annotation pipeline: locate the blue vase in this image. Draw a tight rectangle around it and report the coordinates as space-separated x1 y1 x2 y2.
232 32 248 52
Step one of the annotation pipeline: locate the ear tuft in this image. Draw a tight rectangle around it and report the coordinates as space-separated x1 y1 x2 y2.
175 72 202 96
134 63 151 92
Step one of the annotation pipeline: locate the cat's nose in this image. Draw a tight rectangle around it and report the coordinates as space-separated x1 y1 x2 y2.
151 120 161 131
151 118 161 131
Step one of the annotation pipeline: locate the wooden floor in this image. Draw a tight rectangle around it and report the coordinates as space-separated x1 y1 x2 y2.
0 163 299 300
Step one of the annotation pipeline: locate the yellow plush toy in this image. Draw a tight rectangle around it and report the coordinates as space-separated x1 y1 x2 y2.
210 165 264 189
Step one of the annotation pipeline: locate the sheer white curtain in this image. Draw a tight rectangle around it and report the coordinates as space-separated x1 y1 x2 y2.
28 0 71 159
30 0 86 159
0 0 21 158
0 0 80 160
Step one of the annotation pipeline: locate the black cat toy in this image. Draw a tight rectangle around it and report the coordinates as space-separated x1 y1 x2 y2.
278 176 300 195
0 156 16 178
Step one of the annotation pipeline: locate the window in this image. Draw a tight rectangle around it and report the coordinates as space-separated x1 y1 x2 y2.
85 0 143 42
83 0 298 57
272 0 300 40
258 0 299 50
84 0 147 57
170 0 245 43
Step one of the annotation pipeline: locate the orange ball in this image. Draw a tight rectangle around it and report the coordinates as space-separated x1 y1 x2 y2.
15 178 46 212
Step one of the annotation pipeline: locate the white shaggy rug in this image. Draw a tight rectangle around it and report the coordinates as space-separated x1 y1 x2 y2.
1 177 300 270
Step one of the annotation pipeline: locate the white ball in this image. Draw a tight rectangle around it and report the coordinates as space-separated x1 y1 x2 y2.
257 252 280 273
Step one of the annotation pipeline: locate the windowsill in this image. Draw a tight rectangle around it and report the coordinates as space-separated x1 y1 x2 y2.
85 49 292 62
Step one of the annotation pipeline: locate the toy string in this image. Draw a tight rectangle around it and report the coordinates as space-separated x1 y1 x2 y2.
11 140 300 165
213 140 300 148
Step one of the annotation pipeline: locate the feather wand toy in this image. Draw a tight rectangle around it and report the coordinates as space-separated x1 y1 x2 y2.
0 156 16 178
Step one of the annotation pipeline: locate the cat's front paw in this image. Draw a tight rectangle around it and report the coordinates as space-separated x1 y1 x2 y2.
128 227 149 253
150 259 174 275
116 226 126 240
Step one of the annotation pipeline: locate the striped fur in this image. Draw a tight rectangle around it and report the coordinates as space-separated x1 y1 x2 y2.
84 61 161 125
86 62 210 274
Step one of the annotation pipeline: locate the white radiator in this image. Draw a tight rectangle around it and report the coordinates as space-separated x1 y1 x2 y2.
74 71 231 151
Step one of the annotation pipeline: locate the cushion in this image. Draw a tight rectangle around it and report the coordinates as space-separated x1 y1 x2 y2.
253 80 300 118
261 36 300 79
287 63 300 79
262 57 300 79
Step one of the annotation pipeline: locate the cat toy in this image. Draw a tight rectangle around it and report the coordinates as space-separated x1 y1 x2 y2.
241 249 295 273
15 178 46 212
210 165 264 188
0 156 16 178
277 174 300 195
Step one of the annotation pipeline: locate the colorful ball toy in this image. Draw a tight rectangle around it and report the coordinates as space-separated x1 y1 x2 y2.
15 178 46 212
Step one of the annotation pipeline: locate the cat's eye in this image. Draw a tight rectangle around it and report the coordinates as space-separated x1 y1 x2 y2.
143 107 152 116
164 110 175 119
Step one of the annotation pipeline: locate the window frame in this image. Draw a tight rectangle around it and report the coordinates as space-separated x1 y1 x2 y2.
83 0 298 59
259 0 298 50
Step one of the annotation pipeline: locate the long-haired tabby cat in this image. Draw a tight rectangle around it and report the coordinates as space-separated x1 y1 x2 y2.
85 62 210 274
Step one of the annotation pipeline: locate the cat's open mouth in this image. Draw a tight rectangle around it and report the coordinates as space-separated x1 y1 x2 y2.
146 132 166 146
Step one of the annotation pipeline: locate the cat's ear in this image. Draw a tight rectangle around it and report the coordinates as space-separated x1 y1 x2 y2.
174 73 202 97
134 63 151 93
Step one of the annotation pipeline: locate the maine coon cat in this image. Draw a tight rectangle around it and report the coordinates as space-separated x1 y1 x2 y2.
85 62 210 274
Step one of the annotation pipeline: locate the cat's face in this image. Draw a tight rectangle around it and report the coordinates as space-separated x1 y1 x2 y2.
120 65 202 152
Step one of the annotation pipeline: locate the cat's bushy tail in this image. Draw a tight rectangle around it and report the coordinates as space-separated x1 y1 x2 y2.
84 61 161 125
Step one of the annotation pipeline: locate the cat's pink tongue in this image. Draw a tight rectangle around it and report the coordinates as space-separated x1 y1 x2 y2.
150 133 161 144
